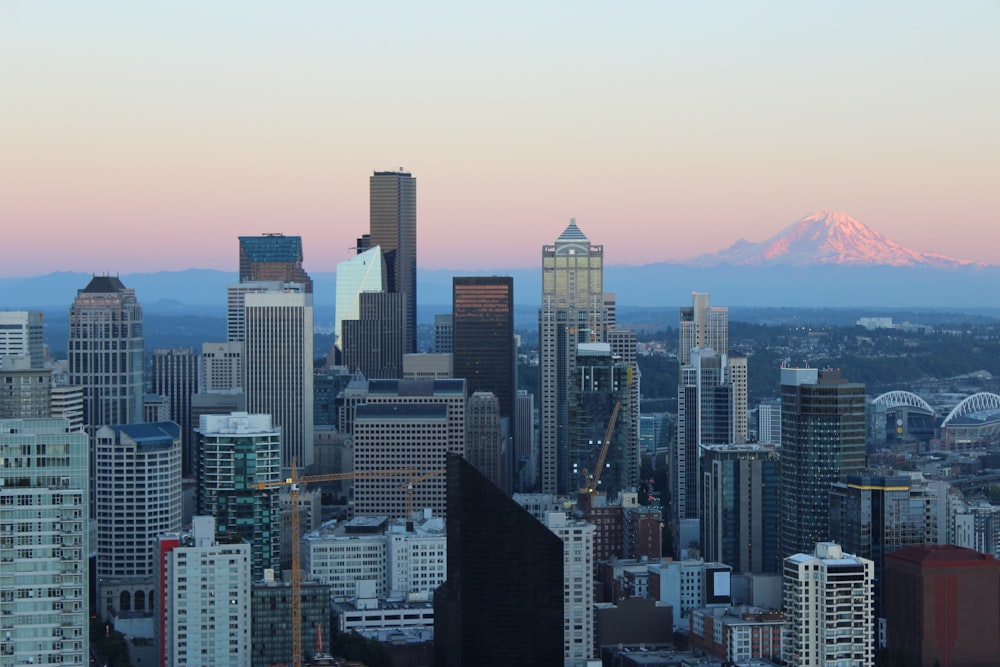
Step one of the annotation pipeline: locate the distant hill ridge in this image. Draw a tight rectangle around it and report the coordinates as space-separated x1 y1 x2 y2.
2 213 996 308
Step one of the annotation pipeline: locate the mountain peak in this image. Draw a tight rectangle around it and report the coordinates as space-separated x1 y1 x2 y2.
687 211 974 268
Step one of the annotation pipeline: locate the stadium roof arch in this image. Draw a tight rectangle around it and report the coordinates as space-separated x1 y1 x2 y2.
872 391 935 416
941 392 1000 437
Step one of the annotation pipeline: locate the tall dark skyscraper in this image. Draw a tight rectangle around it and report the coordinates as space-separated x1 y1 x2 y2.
434 453 563 667
238 233 313 292
364 170 417 353
452 276 515 490
452 276 515 418
779 368 866 557
151 347 200 476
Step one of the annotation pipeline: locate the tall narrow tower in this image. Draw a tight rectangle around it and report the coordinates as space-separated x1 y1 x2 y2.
453 276 515 491
779 368 866 557
367 170 417 354
69 275 144 430
243 290 314 469
539 219 607 494
151 347 200 476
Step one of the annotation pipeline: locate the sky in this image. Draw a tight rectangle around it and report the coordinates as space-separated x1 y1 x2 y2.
1 2 997 277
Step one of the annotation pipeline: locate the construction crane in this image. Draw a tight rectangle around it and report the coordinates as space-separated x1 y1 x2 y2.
580 401 622 495
397 468 447 525
254 461 414 667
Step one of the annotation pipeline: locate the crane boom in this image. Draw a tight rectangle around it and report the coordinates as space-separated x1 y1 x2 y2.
583 401 622 494
397 468 447 521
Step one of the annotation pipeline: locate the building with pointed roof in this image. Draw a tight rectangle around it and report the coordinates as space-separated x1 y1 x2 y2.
539 219 609 494
69 275 144 432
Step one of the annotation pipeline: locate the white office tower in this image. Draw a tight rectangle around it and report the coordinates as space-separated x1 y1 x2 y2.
226 281 303 343
201 341 244 392
0 418 89 667
0 311 44 367
758 398 781 445
94 422 183 622
334 245 383 354
243 290 314 469
544 512 595 665
783 542 874 667
160 516 251 667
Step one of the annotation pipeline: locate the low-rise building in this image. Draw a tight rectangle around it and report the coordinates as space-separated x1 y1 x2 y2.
689 606 784 664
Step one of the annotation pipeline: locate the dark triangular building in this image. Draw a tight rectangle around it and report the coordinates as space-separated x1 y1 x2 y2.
434 453 563 666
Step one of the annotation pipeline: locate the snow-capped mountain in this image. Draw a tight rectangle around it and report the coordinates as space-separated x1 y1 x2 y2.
686 211 975 268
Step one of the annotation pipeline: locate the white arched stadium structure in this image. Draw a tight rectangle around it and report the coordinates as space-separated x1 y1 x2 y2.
870 391 936 444
940 392 1000 447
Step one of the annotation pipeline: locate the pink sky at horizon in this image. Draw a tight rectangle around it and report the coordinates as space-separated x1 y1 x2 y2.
1 2 997 277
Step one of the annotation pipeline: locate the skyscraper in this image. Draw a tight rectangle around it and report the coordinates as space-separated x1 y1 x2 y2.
159 517 252 667
151 347 200 476
783 542 874 667
227 280 303 343
829 474 942 619
243 289 314 469
0 310 44 367
94 422 183 620
195 412 281 580
699 443 780 574
341 289 405 380
568 343 634 498
434 453 564 667
365 170 417 354
675 347 734 526
0 356 50 419
0 418 89 667
68 275 144 430
200 341 244 392
465 391 504 489
540 219 607 494
679 292 728 366
334 245 384 358
238 233 313 292
352 378 466 519
452 276 515 418
453 276 515 490
780 368 866 557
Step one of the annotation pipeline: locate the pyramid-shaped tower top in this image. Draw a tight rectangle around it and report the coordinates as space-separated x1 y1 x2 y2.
81 275 128 293
556 218 589 244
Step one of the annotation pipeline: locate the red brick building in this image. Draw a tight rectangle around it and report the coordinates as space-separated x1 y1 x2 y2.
885 545 1000 667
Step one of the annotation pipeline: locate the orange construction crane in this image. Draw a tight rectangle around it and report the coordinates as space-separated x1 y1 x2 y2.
397 468 447 524
254 461 414 667
580 401 622 495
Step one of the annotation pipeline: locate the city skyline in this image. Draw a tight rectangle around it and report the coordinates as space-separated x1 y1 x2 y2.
2 3 998 277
